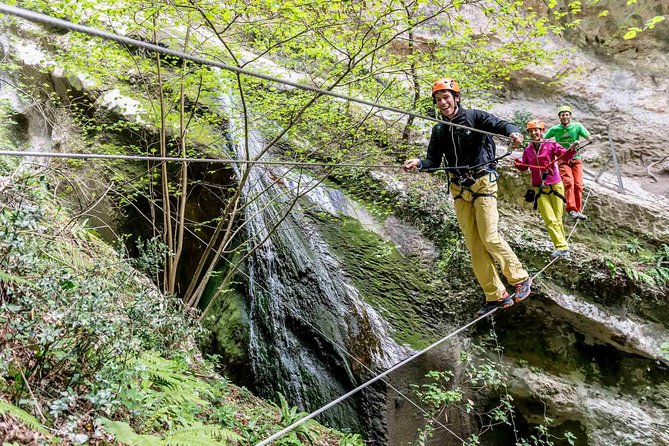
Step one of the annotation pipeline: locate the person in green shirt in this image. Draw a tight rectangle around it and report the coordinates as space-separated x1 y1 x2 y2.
544 105 592 220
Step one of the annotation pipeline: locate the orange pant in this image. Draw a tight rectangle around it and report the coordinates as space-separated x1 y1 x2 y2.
559 159 583 212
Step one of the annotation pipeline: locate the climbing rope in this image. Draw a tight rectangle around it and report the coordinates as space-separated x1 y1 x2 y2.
512 139 594 170
419 151 514 173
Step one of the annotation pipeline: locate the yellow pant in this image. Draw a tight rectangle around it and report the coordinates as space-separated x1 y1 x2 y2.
535 182 568 251
450 176 529 302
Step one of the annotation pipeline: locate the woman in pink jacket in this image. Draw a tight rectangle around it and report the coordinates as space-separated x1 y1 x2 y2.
514 119 578 259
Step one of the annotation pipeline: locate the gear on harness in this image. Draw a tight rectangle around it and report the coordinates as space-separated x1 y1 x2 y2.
524 189 535 203
525 169 566 210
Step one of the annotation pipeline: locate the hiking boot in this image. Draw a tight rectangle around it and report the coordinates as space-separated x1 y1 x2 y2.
476 292 514 317
550 249 571 259
513 277 532 303
568 210 579 220
576 212 588 220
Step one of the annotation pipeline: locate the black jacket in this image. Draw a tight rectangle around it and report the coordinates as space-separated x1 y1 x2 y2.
421 106 520 176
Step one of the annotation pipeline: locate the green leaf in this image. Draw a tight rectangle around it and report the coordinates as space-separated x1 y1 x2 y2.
0 400 49 435
623 30 638 40
99 418 163 446
646 16 665 29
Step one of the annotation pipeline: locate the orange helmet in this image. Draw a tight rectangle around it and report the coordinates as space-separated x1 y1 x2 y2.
526 119 545 131
432 78 460 96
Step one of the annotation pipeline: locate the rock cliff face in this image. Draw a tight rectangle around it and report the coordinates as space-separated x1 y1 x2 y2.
493 0 669 198
377 160 669 444
1 4 668 446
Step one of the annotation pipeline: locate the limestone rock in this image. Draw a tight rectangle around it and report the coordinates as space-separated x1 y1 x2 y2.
510 369 669 446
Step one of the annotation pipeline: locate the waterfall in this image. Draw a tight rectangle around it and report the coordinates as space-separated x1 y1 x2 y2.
220 96 411 431
0 33 52 168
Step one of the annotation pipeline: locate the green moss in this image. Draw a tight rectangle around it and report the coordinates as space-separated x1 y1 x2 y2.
200 251 250 368
202 285 250 365
311 212 447 349
0 99 25 174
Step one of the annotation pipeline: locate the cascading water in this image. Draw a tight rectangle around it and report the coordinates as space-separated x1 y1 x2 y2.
221 97 411 433
0 34 52 168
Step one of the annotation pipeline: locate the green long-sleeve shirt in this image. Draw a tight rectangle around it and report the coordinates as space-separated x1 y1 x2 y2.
544 122 590 159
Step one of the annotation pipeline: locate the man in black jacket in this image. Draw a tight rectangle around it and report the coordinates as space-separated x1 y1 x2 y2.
403 78 531 316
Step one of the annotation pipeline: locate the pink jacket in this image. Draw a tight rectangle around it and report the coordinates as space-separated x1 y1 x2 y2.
515 139 574 187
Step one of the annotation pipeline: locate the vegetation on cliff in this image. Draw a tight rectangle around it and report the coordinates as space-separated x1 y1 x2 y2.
0 0 666 443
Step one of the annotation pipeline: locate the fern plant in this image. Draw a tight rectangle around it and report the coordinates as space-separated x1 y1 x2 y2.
100 418 242 446
120 352 212 430
0 399 49 435
101 353 242 445
275 392 318 445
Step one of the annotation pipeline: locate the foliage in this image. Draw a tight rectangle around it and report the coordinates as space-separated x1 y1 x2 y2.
273 392 318 445
0 173 354 444
131 236 171 277
0 399 49 435
621 243 669 293
0 99 23 174
412 328 577 445
338 432 364 446
0 173 195 422
623 16 666 40
512 110 533 140
98 352 241 445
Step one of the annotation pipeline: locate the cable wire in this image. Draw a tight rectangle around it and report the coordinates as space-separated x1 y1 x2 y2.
0 3 517 141
0 149 400 169
254 163 599 445
255 310 494 446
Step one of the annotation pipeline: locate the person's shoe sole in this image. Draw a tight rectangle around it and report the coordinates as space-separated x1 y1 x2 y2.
476 298 514 317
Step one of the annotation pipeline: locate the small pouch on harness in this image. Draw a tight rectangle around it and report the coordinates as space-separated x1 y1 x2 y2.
524 189 535 203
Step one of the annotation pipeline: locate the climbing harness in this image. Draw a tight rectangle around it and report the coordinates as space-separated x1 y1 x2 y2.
449 167 499 202
532 184 566 210
531 167 566 211
514 138 592 209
